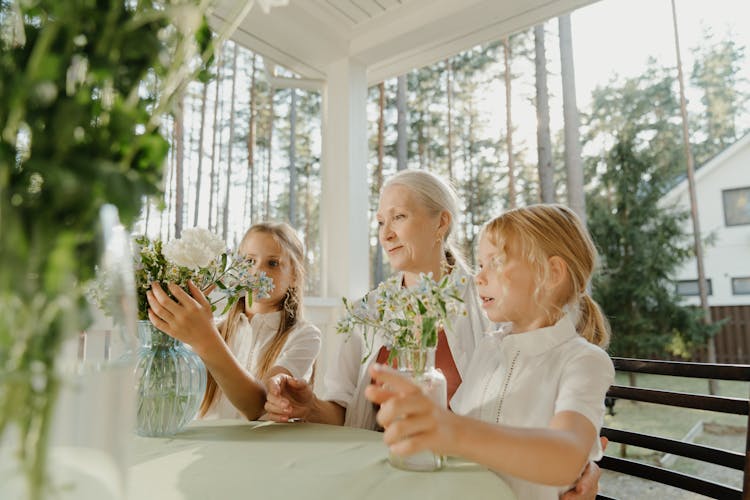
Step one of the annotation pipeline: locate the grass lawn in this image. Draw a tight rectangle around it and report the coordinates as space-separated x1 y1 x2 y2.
605 372 747 441
600 372 747 498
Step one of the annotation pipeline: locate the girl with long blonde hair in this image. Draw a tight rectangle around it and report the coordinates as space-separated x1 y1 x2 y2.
147 222 320 420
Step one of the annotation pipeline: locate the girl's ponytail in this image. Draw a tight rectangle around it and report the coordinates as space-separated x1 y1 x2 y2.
577 293 610 349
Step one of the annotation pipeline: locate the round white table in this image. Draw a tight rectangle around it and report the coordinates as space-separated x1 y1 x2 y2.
128 419 517 500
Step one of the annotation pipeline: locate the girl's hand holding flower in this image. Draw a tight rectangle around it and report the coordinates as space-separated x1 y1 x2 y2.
147 280 221 356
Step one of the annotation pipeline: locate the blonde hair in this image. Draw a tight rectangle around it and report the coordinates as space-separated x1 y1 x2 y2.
199 221 307 417
383 169 465 268
481 204 610 348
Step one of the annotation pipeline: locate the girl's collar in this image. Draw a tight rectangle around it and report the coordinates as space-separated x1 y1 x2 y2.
486 313 579 356
243 309 282 330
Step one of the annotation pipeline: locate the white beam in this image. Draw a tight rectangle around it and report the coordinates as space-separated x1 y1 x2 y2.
362 0 601 84
319 58 370 299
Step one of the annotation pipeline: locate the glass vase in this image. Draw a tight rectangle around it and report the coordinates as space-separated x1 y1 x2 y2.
135 320 207 436
2 204 140 500
387 347 447 472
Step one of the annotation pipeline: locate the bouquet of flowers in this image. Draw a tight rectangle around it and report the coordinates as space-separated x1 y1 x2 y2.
336 273 466 362
92 228 274 320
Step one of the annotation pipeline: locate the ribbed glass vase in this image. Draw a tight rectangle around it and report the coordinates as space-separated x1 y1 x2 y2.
135 320 206 437
387 346 447 472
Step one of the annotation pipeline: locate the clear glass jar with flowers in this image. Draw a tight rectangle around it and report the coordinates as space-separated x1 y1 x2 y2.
336 272 465 471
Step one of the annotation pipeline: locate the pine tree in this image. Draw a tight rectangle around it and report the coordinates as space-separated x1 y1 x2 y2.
690 29 750 164
534 23 555 202
588 132 716 359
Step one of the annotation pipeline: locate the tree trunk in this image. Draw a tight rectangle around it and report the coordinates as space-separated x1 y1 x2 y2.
265 85 274 219
304 159 312 287
246 53 257 225
222 43 239 241
503 37 516 209
534 24 555 203
288 88 297 228
144 196 151 236
193 82 208 227
461 113 472 251
163 117 175 239
467 102 477 264
396 74 407 171
670 0 717 393
559 14 585 223
446 59 454 180
374 82 386 286
173 95 184 238
417 110 425 170
208 46 223 232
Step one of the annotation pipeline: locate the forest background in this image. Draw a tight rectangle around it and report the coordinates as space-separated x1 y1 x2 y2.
135 0 750 359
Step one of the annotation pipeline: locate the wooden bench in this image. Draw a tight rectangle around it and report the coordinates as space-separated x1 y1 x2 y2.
596 357 750 500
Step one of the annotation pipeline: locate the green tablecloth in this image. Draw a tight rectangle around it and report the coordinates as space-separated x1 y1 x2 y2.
129 419 516 500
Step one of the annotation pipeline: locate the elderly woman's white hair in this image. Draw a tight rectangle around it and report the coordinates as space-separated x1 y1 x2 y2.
382 169 466 269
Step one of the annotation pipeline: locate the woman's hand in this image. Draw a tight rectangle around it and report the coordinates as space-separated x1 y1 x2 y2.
264 373 315 422
146 280 219 354
365 364 459 457
559 437 607 500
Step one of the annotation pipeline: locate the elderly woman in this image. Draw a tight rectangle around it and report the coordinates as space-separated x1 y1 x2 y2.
264 170 601 499
264 169 484 427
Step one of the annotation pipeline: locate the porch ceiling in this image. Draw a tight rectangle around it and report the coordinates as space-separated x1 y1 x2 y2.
209 0 600 85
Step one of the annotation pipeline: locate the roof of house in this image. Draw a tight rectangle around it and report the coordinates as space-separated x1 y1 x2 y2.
662 132 750 204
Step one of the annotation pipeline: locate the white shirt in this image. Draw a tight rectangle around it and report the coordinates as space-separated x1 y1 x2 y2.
322 264 489 430
451 314 615 500
203 311 321 420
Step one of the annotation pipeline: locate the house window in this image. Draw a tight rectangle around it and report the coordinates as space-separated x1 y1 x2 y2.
723 187 750 226
732 277 750 295
676 279 713 297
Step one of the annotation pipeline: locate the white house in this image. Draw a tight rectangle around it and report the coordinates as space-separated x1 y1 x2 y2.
661 133 750 306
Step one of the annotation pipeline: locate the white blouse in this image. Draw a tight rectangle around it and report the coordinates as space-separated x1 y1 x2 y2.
451 314 615 500
322 264 489 430
202 311 322 420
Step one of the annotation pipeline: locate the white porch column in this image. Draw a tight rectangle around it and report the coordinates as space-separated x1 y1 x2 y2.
319 58 369 300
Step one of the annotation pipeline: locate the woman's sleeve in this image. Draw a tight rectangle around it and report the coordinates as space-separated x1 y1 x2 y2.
273 323 322 381
320 328 367 409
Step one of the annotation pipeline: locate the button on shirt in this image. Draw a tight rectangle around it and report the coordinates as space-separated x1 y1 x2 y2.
451 314 615 500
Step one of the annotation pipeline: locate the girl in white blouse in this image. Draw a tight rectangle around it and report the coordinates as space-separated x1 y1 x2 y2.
366 204 615 500
147 222 321 420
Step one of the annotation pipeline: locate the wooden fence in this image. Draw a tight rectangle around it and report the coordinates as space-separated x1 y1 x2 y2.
691 305 750 364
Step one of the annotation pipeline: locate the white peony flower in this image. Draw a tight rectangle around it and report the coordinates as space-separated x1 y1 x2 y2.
163 228 226 270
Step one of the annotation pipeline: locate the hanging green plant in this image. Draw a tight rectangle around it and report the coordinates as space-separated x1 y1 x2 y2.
0 1 212 498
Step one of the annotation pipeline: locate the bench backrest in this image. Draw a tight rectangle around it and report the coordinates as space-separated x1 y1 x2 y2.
596 357 750 500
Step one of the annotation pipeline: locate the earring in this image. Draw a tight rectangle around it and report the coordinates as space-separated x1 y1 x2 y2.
437 236 450 277
283 288 297 319
440 253 450 277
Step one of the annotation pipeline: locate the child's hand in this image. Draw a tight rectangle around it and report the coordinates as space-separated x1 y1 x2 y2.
264 373 314 422
365 364 458 457
146 280 219 354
